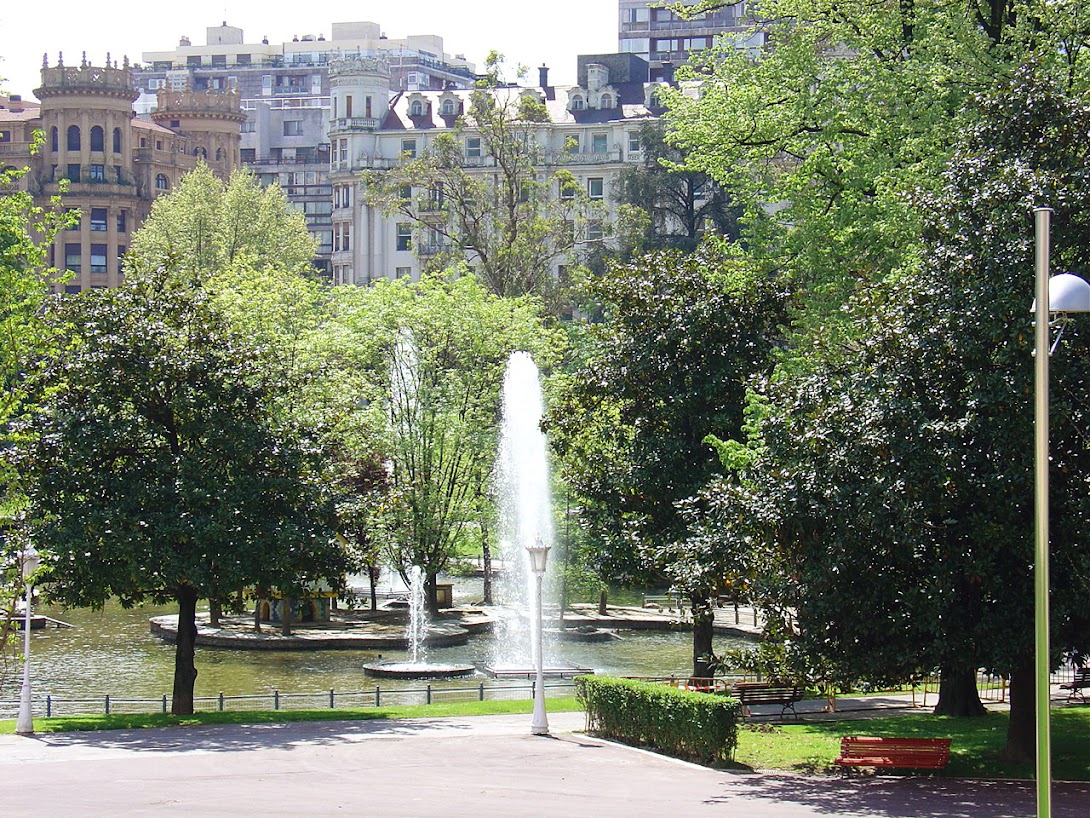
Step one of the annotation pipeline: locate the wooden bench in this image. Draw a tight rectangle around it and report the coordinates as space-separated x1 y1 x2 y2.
1060 669 1090 703
733 683 804 720
835 737 951 771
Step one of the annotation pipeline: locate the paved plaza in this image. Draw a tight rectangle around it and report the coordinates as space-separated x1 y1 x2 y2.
2 711 1088 817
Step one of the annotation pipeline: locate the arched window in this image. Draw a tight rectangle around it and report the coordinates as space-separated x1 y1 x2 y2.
194 147 207 159
600 94 613 109
216 147 225 161
67 125 81 151
155 173 169 190
571 96 584 111
90 126 104 152
441 99 456 116
409 99 425 117
50 127 58 152
113 128 122 153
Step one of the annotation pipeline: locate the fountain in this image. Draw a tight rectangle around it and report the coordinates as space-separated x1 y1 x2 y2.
363 566 474 679
487 351 596 678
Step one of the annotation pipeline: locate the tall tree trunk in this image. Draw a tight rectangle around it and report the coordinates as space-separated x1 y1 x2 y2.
280 597 293 637
426 572 439 616
934 667 987 716
1004 653 1036 764
691 594 715 681
172 585 199 716
208 596 222 628
368 565 379 611
481 522 494 605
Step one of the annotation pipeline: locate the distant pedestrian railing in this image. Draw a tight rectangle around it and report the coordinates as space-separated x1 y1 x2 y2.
0 679 577 719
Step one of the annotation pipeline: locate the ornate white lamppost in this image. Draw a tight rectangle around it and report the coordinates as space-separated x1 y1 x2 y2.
1032 207 1090 818
16 544 41 735
526 537 551 736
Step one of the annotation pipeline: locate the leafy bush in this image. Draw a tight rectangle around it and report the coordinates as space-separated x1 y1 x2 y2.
575 675 740 763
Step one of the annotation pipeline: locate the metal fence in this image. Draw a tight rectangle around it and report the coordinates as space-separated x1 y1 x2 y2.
0 679 577 719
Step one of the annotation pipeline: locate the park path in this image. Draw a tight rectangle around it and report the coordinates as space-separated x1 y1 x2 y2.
1 711 1087 817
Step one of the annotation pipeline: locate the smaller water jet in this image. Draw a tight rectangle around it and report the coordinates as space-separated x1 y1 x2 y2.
363 566 474 679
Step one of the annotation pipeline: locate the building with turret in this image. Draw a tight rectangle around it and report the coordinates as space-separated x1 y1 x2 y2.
0 53 242 292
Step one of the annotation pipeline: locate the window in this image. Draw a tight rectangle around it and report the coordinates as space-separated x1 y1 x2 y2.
409 100 425 117
90 244 108 273
211 54 226 67
236 53 252 65
571 96 585 111
588 177 604 199
216 148 226 161
465 137 481 159
399 184 412 201
117 210 127 233
401 138 417 158
64 284 82 294
187 56 202 67
591 133 608 154
628 131 641 154
117 245 126 273
559 178 575 200
90 208 108 231
587 220 604 242
338 138 348 164
115 166 124 183
156 140 163 151
194 147 207 159
64 243 81 273
600 94 613 109
156 173 170 190
66 164 80 182
51 127 58 152
113 128 122 153
90 126 104 152
396 266 413 278
283 120 304 136
396 223 412 252
0 130 10 143
441 99 457 116
89 164 105 181
67 125 80 151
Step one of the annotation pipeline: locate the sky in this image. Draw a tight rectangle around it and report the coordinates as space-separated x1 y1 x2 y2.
0 1 620 101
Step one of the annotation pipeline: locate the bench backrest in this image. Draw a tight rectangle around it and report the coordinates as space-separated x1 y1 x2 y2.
736 685 801 702
840 736 951 761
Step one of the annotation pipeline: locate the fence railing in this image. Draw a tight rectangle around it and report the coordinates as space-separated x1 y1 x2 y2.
0 679 576 720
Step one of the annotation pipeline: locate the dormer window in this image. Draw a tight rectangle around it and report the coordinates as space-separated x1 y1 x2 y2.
441 98 458 116
409 99 426 117
571 95 585 111
600 94 613 109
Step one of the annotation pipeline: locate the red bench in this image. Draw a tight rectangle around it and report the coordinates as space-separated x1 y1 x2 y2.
835 736 951 770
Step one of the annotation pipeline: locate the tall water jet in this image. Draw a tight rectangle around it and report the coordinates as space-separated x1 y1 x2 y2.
491 352 555 669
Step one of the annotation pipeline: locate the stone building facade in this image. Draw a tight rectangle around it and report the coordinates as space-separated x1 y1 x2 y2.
0 54 241 292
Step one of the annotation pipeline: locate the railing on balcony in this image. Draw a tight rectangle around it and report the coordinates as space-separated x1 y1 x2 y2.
328 116 381 133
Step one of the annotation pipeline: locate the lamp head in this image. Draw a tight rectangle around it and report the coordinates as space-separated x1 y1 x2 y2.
526 538 551 575
22 545 41 579
1031 272 1090 314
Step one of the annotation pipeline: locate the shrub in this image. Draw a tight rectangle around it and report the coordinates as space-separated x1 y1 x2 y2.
575 675 740 763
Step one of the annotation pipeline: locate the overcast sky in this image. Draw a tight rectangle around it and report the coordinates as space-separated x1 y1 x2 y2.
1 1 620 101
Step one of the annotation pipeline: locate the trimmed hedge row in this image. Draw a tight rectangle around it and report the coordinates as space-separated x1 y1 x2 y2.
575 675 740 763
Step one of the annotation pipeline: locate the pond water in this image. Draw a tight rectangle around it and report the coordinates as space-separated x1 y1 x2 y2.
3 580 750 706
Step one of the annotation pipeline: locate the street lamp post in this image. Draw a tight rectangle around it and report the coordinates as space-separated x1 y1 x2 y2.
15 544 41 736
526 538 551 736
1032 207 1090 818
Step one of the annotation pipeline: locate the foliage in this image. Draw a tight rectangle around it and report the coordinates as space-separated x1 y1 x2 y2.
576 674 741 763
362 53 598 301
126 163 316 283
616 120 741 256
742 69 1090 757
327 272 564 609
547 240 787 582
15 276 345 713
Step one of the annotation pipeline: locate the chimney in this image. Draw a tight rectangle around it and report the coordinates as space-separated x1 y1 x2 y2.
538 64 549 88
662 61 676 85
8 94 24 112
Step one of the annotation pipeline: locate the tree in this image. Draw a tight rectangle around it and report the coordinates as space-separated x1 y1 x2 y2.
547 240 787 676
330 272 563 613
745 69 1090 760
16 274 346 714
362 53 595 300
127 163 317 284
616 121 741 255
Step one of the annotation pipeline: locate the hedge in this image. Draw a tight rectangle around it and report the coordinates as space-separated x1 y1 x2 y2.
575 675 740 763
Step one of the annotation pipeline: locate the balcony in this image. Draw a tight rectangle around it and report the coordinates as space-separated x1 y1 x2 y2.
328 116 381 133
544 148 625 166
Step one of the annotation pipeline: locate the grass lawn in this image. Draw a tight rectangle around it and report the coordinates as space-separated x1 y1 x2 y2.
734 708 1090 780
0 696 584 735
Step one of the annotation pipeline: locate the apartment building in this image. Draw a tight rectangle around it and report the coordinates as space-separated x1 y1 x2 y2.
0 55 241 292
327 53 669 286
618 1 764 81
133 22 478 275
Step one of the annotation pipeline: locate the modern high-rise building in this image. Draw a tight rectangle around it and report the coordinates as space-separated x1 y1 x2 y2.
617 1 764 81
0 54 241 292
132 22 478 275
